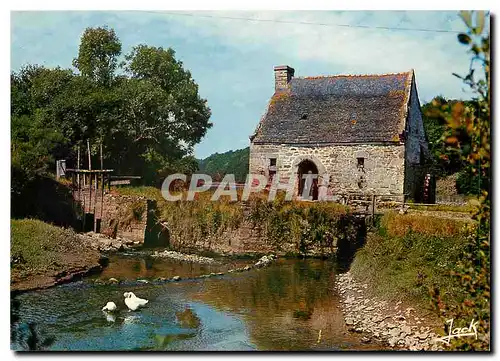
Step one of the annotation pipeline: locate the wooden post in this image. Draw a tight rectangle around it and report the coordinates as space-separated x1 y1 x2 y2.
371 194 376 218
93 173 98 233
87 139 92 171
100 141 103 171
100 172 105 232
77 145 80 185
89 171 92 218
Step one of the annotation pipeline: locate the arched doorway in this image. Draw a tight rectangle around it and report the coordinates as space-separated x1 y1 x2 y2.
297 160 319 200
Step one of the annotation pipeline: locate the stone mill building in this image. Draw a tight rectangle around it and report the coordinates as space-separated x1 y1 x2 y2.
249 65 430 201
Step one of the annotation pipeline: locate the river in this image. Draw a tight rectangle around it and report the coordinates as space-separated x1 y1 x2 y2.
12 252 386 351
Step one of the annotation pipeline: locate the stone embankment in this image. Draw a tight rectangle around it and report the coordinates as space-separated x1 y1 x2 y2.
335 272 442 351
79 232 142 253
93 254 277 286
151 250 218 264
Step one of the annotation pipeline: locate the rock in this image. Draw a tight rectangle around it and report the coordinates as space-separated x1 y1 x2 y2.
243 265 251 271
388 337 398 347
346 318 355 326
365 306 374 311
216 272 224 276
137 279 149 284
361 336 371 343
108 277 119 284
402 325 412 335
227 269 235 273
389 328 401 338
417 333 428 340
172 276 181 281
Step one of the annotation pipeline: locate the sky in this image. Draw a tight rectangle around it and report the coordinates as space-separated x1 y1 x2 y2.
11 11 479 159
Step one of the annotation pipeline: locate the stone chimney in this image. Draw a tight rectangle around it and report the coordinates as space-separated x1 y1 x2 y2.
274 65 295 91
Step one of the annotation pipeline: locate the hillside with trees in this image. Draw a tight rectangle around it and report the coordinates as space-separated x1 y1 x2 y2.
198 147 249 182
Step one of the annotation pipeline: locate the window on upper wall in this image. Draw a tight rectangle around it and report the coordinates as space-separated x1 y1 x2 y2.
357 157 364 168
270 158 277 166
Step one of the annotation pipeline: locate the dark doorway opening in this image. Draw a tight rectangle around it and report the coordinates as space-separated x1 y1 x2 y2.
297 160 319 200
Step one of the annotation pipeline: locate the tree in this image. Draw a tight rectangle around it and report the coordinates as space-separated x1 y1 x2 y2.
11 26 212 203
111 45 212 184
73 26 121 86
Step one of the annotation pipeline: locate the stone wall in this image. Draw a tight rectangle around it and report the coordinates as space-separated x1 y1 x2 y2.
75 190 149 243
249 142 406 197
403 75 430 200
167 205 366 258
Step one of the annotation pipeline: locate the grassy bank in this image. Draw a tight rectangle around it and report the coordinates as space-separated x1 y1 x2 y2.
11 219 102 291
350 212 475 309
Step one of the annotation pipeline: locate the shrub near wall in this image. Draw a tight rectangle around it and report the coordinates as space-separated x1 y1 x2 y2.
247 198 351 256
148 191 243 251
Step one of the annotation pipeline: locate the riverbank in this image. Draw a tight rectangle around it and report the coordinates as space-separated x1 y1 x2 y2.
335 271 441 350
335 212 475 350
10 217 277 292
11 219 105 292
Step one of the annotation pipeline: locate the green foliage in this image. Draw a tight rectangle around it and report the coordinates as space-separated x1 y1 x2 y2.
422 96 471 176
11 26 212 218
112 186 349 256
73 26 121 86
408 202 476 214
11 219 87 277
426 11 490 351
198 147 249 182
120 200 147 229
157 192 245 250
350 228 470 308
248 198 349 255
455 168 482 195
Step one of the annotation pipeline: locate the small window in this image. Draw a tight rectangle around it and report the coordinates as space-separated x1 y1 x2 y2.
357 157 364 168
270 158 277 166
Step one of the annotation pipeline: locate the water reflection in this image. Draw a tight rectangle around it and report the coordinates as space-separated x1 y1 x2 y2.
13 257 385 351
185 259 380 350
96 253 249 281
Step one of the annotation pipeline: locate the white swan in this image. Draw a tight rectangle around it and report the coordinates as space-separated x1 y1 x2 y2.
105 313 116 323
123 292 149 311
102 301 117 312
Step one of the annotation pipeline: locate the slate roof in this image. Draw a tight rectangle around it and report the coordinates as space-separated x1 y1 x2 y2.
251 71 414 144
